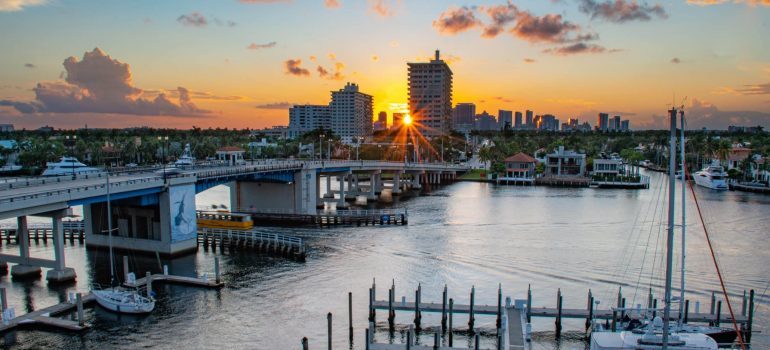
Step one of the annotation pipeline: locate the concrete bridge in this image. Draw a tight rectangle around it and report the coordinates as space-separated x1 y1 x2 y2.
0 160 468 282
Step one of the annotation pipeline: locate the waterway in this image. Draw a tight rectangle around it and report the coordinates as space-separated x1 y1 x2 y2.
0 170 768 349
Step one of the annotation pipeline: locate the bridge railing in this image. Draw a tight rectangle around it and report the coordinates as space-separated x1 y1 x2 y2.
233 207 407 217
0 220 85 230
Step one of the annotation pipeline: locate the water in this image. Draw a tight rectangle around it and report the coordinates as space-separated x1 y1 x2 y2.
0 170 768 349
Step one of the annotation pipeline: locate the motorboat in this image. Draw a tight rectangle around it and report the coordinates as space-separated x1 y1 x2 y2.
91 174 156 315
174 144 195 167
693 163 728 190
42 156 100 176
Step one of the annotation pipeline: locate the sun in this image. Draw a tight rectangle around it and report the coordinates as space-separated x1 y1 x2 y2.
403 114 413 126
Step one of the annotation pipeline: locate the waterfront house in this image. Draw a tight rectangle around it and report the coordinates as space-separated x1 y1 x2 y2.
498 152 537 185
544 146 586 177
216 146 246 166
592 157 624 176
727 145 752 170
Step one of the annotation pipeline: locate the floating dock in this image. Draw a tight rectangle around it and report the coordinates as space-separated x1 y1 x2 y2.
198 227 306 260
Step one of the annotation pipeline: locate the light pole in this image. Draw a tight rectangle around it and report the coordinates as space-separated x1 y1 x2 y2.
64 135 77 179
319 134 325 161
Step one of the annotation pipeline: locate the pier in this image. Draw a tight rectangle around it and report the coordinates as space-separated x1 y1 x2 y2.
0 221 85 244
244 208 407 227
0 287 94 334
535 176 591 188
198 227 306 260
730 182 770 194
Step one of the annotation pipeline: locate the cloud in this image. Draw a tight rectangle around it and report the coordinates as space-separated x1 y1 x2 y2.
24 63 35 68
0 48 208 117
389 41 400 47
433 6 482 35
325 0 340 8
577 0 667 22
738 82 770 95
177 12 208 27
255 102 295 109
480 2 518 38
370 0 394 17
284 59 310 76
687 0 769 6
317 62 345 80
247 41 277 50
0 0 46 12
510 12 582 43
328 53 337 60
523 58 536 63
671 57 681 63
543 42 610 55
144 89 244 101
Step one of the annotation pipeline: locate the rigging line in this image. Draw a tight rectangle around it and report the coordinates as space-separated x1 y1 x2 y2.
646 178 668 298
631 172 667 305
686 148 748 350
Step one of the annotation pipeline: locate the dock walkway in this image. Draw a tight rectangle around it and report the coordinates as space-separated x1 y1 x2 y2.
0 292 94 334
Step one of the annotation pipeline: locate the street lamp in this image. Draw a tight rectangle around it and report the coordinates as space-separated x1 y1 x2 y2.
319 134 325 161
158 136 168 181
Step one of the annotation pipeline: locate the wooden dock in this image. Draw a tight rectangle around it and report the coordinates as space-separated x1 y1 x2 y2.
730 182 770 194
125 273 224 289
0 291 94 334
535 176 591 188
198 227 306 260
244 208 408 227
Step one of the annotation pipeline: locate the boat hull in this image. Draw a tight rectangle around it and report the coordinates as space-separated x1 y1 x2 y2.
693 174 728 190
93 290 155 314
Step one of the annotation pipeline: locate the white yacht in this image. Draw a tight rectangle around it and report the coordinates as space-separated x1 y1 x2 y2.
42 156 100 176
174 144 195 167
591 319 718 350
693 163 728 190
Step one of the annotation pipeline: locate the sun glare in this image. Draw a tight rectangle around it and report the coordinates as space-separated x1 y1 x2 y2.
403 114 413 126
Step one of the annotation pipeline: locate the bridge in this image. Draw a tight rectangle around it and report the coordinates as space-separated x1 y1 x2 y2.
0 160 468 283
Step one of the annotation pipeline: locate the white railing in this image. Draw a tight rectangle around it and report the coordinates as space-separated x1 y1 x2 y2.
233 207 407 217
0 220 84 230
199 227 303 251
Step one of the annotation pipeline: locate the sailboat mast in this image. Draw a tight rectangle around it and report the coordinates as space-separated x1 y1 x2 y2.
106 173 115 286
662 108 677 348
678 109 687 329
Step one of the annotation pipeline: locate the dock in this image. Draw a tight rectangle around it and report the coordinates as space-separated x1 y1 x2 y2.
535 176 591 188
198 227 306 260
123 257 225 289
730 182 770 194
0 288 94 334
243 208 407 227
0 220 85 244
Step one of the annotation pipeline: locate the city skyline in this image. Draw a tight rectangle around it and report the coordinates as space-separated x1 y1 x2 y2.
0 0 769 131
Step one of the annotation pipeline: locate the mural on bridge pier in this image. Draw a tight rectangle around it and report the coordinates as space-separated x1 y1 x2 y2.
170 184 197 243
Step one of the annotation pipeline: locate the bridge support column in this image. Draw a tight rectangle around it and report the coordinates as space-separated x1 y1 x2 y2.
345 174 357 200
367 172 378 201
374 173 383 194
10 216 41 278
392 172 402 196
46 213 76 283
410 172 422 190
338 175 348 208
324 175 334 198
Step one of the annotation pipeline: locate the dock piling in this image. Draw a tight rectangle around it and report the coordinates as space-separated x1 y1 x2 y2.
715 300 722 326
441 285 447 333
76 293 84 327
349 292 354 343
621 297 626 320
146 271 153 298
371 279 376 321
214 257 220 284
123 256 129 281
556 288 563 336
364 328 369 350
0 288 6 312
302 337 309 350
468 286 475 332
327 312 332 350
474 334 480 350
710 291 716 315
586 295 594 332
414 284 421 330
684 299 689 323
741 290 747 316
407 324 414 349
163 264 168 275
496 284 502 331
695 300 700 314
747 289 754 343
652 299 658 318
526 284 532 323
449 298 454 347
433 332 439 350
388 285 394 330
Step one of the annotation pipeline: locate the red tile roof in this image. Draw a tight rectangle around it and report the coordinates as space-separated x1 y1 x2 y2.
504 152 537 163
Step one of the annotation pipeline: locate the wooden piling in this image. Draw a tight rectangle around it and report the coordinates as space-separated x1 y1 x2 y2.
214 257 220 285
747 289 754 343
621 297 626 320
433 332 439 350
406 324 413 350
327 312 332 350
349 292 354 343
441 285 448 333
449 298 454 347
369 288 374 322
414 284 421 330
611 310 617 332
710 291 716 315
586 295 594 332
0 288 6 311
388 285 394 330
556 289 563 336
715 300 722 326
371 279 376 321
365 328 370 350
146 271 153 298
496 284 502 331
76 293 84 327
741 290 747 316
474 334 480 350
684 299 689 324
468 286 475 332
123 256 129 281
526 284 532 323
652 299 658 318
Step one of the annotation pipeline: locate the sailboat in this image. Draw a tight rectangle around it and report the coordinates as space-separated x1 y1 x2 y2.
92 173 156 314
590 109 718 350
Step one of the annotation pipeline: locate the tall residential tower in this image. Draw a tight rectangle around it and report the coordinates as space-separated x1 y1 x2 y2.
408 50 453 136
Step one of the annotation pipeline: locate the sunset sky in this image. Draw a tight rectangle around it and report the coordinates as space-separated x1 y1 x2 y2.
0 0 768 130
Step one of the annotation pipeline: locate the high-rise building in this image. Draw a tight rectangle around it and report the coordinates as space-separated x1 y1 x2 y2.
474 111 497 131
611 116 621 131
539 114 559 131
452 103 476 127
408 50 453 136
597 113 609 131
330 82 373 142
498 110 513 130
514 111 523 129
525 110 534 129
621 120 630 131
288 104 331 138
378 111 387 124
